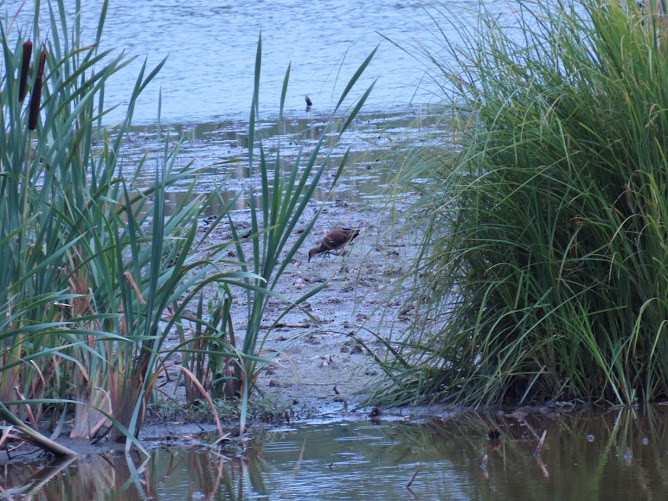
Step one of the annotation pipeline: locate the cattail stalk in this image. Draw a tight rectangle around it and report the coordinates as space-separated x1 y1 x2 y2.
28 47 47 131
18 39 32 102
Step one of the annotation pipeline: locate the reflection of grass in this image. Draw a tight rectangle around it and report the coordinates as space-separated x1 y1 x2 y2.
380 0 668 407
1 433 268 499
3 411 667 498
371 409 668 499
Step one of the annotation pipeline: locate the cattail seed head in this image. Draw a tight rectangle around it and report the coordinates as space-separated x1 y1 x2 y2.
18 39 32 102
28 47 47 131
37 46 47 77
28 76 42 130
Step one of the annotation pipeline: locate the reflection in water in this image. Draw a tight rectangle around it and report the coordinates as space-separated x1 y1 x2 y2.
3 409 668 500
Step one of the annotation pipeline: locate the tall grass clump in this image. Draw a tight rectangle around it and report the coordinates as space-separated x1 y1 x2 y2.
380 0 668 407
0 0 251 452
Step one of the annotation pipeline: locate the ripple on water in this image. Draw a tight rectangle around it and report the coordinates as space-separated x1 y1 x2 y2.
1 0 507 123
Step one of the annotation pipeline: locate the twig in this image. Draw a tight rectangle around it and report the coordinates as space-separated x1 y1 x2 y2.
0 400 78 457
14 386 37 429
123 271 146 304
260 322 313 329
405 468 420 489
535 454 550 478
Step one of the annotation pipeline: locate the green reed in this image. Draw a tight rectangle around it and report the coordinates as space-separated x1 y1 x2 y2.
1 0 375 448
217 37 376 434
377 0 668 407
0 0 250 452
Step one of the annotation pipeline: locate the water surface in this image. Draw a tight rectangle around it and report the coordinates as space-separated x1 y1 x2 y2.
117 107 454 211
2 0 511 123
2 409 667 499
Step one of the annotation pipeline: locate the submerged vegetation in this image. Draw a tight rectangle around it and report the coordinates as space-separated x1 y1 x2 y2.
378 0 668 407
0 0 372 454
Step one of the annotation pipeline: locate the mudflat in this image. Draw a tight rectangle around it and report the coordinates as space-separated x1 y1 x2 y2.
189 194 418 421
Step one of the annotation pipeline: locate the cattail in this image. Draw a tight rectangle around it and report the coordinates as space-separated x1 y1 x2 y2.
37 46 47 74
28 47 47 131
28 75 42 130
18 39 32 102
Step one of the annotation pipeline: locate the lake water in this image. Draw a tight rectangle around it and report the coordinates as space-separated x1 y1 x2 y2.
119 107 455 208
2 409 668 499
2 0 511 124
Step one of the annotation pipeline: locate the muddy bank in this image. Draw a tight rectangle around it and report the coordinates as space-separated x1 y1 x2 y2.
251 200 417 418
0 196 421 464
184 193 420 421
144 109 447 423
1 110 442 463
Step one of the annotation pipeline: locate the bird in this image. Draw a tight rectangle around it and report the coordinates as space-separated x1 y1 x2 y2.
308 226 360 262
305 95 313 111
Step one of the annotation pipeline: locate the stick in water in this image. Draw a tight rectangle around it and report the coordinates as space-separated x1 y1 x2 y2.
405 468 420 489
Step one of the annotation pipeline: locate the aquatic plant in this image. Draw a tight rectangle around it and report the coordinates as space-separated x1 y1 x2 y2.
216 37 376 434
0 0 375 450
0 0 207 452
0 0 250 452
379 0 668 407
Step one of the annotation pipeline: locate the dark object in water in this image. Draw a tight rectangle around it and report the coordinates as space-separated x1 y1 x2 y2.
305 94 313 107
308 226 360 262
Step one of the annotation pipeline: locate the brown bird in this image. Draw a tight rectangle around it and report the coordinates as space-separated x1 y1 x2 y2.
308 226 360 262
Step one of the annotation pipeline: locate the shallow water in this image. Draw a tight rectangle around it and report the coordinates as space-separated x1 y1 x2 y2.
2 0 512 124
117 106 454 212
2 409 668 500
